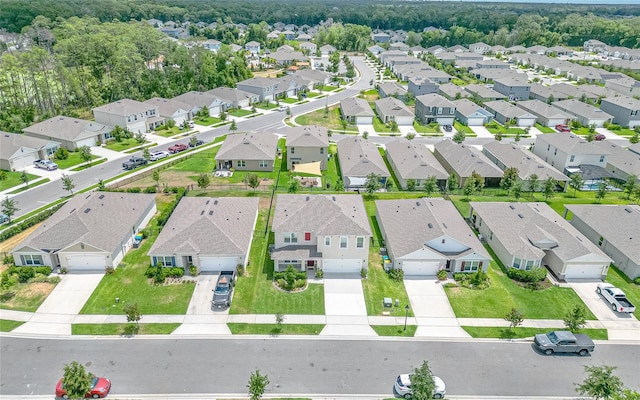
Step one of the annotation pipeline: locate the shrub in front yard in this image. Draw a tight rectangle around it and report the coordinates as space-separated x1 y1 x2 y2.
506 267 546 283
1 266 54 289
274 265 306 291
453 270 490 290
388 268 404 282
634 277 640 285
437 270 448 280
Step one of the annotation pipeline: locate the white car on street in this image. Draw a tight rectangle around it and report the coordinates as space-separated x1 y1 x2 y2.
149 151 169 161
394 374 446 399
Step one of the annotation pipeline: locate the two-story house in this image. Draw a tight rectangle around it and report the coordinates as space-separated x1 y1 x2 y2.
286 125 329 170
270 194 372 273
599 96 640 129
532 133 610 172
245 41 261 56
236 77 278 102
493 78 531 101
415 94 456 125
92 99 161 134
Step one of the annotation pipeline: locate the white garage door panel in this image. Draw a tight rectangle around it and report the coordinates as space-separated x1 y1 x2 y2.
66 255 107 271
323 259 362 273
467 117 485 126
12 154 37 170
200 257 238 272
402 261 441 276
76 137 97 148
564 264 604 279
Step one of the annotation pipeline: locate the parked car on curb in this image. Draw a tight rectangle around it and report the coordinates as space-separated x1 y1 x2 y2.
168 143 188 153
33 159 58 170
56 375 111 399
442 125 452 132
595 133 606 141
149 151 169 161
534 330 595 356
122 156 148 170
188 120 195 128
188 139 205 147
394 374 446 399
597 282 636 313
277 105 288 112
0 213 10 224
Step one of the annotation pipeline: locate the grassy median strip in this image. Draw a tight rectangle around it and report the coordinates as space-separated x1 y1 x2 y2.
462 327 608 340
8 178 50 194
0 319 25 332
227 323 324 335
72 323 181 335
371 325 417 337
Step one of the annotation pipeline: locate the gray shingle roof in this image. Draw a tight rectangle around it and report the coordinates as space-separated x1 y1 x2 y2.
552 99 613 120
206 87 256 103
600 95 640 110
0 132 59 160
471 202 612 263
378 82 407 97
439 83 469 99
464 84 507 100
484 100 536 119
145 97 192 116
23 116 111 142
172 91 220 108
385 138 448 180
565 204 640 264
337 137 389 178
92 98 156 116
483 141 568 182
375 97 413 118
535 133 611 156
340 98 375 117
416 93 456 109
215 132 278 161
433 140 503 178
516 99 571 119
14 192 156 254
148 197 259 257
452 99 491 117
272 194 371 236
286 125 329 147
597 142 640 176
376 198 490 259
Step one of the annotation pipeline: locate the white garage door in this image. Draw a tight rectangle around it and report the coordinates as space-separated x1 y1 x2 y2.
76 137 97 148
564 264 605 279
402 261 441 276
355 117 372 125
11 153 37 170
466 117 485 126
200 257 238 272
65 254 108 271
323 259 362 273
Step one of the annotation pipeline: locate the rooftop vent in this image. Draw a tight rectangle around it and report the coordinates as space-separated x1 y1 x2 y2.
99 194 105 199
625 208 633 213
200 210 205 216
427 223 433 228
442 223 448 229
332 196 336 201
509 205 515 210
306 196 310 201
416 201 420 206
214 200 218 205
209 211 213 216
517 213 524 219
70 208 76 214
206 200 210 205
84 208 91 214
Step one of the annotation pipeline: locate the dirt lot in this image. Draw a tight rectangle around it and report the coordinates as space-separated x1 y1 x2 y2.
252 69 283 79
120 171 197 189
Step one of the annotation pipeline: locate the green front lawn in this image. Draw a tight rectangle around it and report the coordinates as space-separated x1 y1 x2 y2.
609 128 637 137
155 126 190 137
454 121 473 134
445 261 596 320
54 152 98 169
280 98 298 104
372 325 417 337
0 171 38 192
168 150 218 174
535 123 556 134
462 326 608 340
0 319 25 332
72 323 181 335
373 117 394 133
0 281 58 312
606 265 640 319
229 109 253 117
227 323 325 335
363 258 413 317
105 138 147 152
413 121 441 134
486 125 526 135
317 85 338 92
295 106 356 132
194 116 223 126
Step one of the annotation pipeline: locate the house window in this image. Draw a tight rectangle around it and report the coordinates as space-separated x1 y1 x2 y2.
237 160 246 167
570 155 575 162
437 107 443 115
599 155 605 163
513 257 522 269
284 233 298 244
340 236 348 248
20 254 43 265
291 147 295 154
598 236 604 246
325 236 331 246
320 147 324 154
547 144 550 151
489 231 493 241
461 261 481 272
259 160 268 168
305 232 311 241
356 237 364 248
154 256 175 267
525 260 535 270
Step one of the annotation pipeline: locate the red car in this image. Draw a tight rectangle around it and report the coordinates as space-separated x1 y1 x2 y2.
56 376 111 399
555 124 571 133
595 133 606 141
168 143 188 153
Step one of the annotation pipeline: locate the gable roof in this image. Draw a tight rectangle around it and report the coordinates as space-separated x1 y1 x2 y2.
148 197 259 257
416 93 456 108
378 82 408 97
516 99 571 119
452 98 492 118
433 140 503 178
385 138 448 180
464 84 506 100
1 132 59 160
376 198 490 259
483 141 569 182
215 132 278 161
484 100 537 120
340 97 375 117
13 192 156 255
172 91 221 108
92 99 156 116
337 137 389 178
375 97 413 117
552 99 613 120
23 116 111 142
145 97 192 116
206 87 257 103
286 125 329 147
597 142 640 177
272 194 371 236
535 133 611 156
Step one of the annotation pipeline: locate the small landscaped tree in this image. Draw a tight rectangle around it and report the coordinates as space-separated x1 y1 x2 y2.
248 369 269 400
511 181 523 200
79 145 92 166
62 361 92 399
61 174 75 195
152 170 161 189
55 147 69 160
406 178 416 191
364 173 382 194
389 120 399 133
247 173 260 190
569 174 585 197
423 176 438 197
564 305 587 333
405 131 416 140
495 131 504 141
543 177 556 200
111 125 126 142
339 118 348 133
1 196 19 222
287 178 300 193
409 360 436 400
20 171 29 188
197 173 210 192
446 173 458 194
504 308 524 331
452 130 466 144
124 302 142 333
219 111 227 121
500 167 519 192
0 170 6 182
134 132 146 144
596 182 608 203
622 174 638 200
526 173 539 195
575 365 624 400
142 147 151 161
229 120 238 132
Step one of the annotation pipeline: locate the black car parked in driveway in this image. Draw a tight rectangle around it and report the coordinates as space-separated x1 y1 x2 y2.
442 125 453 132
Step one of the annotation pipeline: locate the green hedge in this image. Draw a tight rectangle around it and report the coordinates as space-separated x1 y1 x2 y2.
506 267 547 283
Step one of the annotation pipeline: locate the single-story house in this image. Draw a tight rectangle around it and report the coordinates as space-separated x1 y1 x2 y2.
336 137 389 190
468 42 491 55
374 97 414 126
552 99 613 128
377 82 408 99
12 192 156 272
23 116 113 150
236 77 278 102
376 198 491 275
529 83 570 104
551 83 599 103
172 91 224 117
464 84 507 102
340 98 375 125
320 44 337 55
452 99 493 126
286 125 329 170
384 138 448 189
148 197 259 272
144 97 193 127
565 204 640 280
0 132 60 171
605 77 640 98
599 96 640 128
438 83 469 100
407 76 439 97
206 87 259 110
597 142 640 183
214 132 279 171
484 101 537 127
470 202 612 280
433 140 503 187
92 99 161 134
415 93 456 125
270 194 372 273
515 99 571 127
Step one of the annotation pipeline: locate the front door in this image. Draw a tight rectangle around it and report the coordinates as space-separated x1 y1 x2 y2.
306 260 316 270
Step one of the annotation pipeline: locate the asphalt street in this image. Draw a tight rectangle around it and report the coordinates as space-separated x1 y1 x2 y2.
0 336 638 397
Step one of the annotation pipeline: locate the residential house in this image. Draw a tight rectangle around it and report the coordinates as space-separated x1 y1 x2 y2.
427 45 446 55
12 192 156 272
144 97 192 127
286 125 329 170
368 45 385 55
148 197 258 273
236 77 278 102
296 33 312 42
565 204 640 280
551 83 599 103
470 68 524 83
527 45 548 55
599 96 640 128
433 140 503 187
468 42 491 55
377 198 491 275
452 99 493 126
448 45 467 53
23 116 112 150
92 99 161 134
270 49 307 66
377 82 408 99
389 42 410 53
552 99 613 128
214 132 278 171
438 83 469 100
282 30 295 40
409 46 427 56
202 39 221 52
482 141 569 191
484 101 536 127
320 44 337 55
299 42 317 54
375 97 414 126
414 94 456 125
172 91 224 117
206 87 259 110
605 77 640 98
270 194 372 273
384 138 448 189
532 133 610 172
407 76 439 97
475 60 510 69
245 41 261 56
493 78 531 101
515 99 571 127
0 132 59 171
336 137 389 190
340 98 375 125
597 142 640 183
372 32 391 43
528 83 569 104
583 39 607 53
470 202 611 280
546 46 573 56
507 45 526 53
464 84 506 102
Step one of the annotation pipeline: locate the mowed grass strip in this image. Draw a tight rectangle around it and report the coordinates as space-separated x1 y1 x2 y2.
72 323 180 335
371 325 417 337
0 281 58 312
227 323 325 335
0 319 25 332
606 265 640 319
462 327 608 340
362 262 413 317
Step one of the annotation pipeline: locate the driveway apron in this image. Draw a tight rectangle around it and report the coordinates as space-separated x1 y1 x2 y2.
404 277 470 338
321 273 375 336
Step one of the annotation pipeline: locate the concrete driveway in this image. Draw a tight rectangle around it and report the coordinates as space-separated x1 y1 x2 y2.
186 274 219 314
404 277 470 338
321 273 375 336
469 126 495 139
568 280 637 322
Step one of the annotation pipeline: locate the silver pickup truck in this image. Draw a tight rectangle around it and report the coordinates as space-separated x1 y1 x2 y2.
534 331 595 356
212 271 235 309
